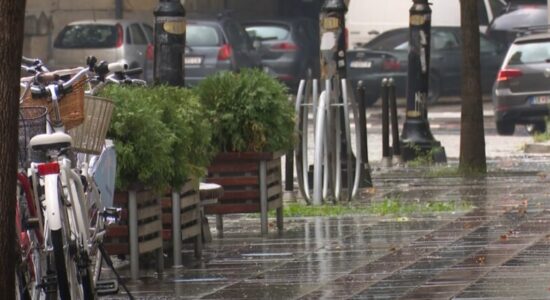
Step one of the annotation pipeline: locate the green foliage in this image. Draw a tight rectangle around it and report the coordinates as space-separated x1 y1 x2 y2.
195 69 295 153
101 85 213 191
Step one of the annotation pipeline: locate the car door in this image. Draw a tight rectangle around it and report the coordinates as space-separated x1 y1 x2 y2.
480 35 505 93
430 29 462 95
125 23 148 69
223 19 260 69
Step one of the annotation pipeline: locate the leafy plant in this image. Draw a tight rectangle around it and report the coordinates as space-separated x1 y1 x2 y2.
101 85 213 191
195 69 295 153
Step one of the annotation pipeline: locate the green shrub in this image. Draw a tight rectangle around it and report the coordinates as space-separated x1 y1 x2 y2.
195 69 295 153
101 85 213 191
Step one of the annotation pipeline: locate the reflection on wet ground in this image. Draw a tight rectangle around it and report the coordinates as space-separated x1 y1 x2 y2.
102 158 550 299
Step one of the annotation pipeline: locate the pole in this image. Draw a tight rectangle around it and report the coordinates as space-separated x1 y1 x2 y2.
389 78 401 157
357 81 373 187
381 79 390 159
153 0 186 86
399 0 446 163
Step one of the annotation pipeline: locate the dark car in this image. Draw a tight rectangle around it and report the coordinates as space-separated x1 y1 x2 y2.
242 18 320 92
486 3 547 47
145 14 262 85
347 26 505 106
492 31 550 135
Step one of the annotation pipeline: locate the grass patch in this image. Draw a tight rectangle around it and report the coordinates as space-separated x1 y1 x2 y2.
263 197 473 218
533 131 550 143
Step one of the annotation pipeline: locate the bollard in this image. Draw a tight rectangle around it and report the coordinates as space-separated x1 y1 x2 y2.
153 0 186 86
381 79 391 163
357 81 373 187
388 78 401 157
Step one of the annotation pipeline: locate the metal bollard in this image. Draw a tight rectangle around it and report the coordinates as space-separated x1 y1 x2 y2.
388 78 401 157
357 81 373 187
381 79 391 162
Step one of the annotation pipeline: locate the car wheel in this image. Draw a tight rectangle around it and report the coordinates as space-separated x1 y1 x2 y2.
496 120 515 135
428 74 441 104
526 122 546 135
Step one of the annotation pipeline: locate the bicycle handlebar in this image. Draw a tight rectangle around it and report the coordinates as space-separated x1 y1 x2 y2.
29 67 89 99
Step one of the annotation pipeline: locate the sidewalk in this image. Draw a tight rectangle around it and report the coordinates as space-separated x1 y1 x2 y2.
103 156 550 299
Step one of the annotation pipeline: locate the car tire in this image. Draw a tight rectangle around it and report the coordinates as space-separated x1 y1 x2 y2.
428 74 441 104
526 122 546 135
496 120 515 135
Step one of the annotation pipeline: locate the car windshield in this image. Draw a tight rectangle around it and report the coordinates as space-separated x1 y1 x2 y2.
187 25 220 46
54 24 118 48
506 40 550 65
245 25 290 41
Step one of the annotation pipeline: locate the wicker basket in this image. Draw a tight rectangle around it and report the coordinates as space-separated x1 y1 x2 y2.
21 77 86 130
18 106 48 166
68 95 115 155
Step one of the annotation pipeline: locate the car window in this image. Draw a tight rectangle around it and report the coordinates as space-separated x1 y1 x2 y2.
365 30 408 51
507 40 550 65
54 24 118 48
245 25 290 41
187 24 220 46
129 24 147 45
142 24 153 43
432 30 459 50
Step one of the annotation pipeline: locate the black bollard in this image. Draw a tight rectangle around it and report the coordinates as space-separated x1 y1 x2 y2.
357 81 373 187
285 150 294 192
153 0 186 86
399 0 446 163
388 78 401 157
381 78 390 160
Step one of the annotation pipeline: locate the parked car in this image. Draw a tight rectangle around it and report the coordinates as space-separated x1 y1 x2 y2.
347 26 505 106
492 31 550 135
242 17 320 92
51 19 154 79
486 3 547 47
177 14 262 87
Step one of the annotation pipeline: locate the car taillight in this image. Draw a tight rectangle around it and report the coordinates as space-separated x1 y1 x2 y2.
37 162 60 176
382 58 401 71
218 44 233 61
271 42 298 51
116 24 124 48
146 43 154 61
496 69 522 82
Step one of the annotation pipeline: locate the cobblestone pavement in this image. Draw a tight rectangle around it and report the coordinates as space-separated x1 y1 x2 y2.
101 156 550 299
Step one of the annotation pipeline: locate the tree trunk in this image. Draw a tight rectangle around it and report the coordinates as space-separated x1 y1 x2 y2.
0 0 26 297
459 0 487 174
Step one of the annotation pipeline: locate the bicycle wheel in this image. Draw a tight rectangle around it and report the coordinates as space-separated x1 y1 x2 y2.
51 229 71 300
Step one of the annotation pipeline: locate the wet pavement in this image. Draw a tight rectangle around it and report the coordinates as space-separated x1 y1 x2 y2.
100 155 550 299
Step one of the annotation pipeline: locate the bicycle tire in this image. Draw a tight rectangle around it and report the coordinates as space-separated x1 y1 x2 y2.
51 229 71 300
80 251 95 300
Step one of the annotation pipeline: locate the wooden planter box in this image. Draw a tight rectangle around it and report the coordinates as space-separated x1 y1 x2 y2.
104 189 163 280
204 151 284 236
160 181 202 258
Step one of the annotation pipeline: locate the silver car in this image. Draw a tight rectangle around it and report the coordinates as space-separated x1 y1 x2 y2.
51 19 154 78
493 31 550 135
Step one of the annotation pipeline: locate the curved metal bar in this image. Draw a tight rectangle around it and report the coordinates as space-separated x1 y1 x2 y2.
324 79 332 201
313 91 328 205
294 80 310 203
333 91 342 202
348 80 363 198
341 79 353 202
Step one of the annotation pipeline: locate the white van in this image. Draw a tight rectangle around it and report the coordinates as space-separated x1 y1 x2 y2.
347 0 507 49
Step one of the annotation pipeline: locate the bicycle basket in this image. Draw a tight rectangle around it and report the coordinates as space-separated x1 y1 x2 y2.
18 106 48 166
21 76 86 130
67 95 115 155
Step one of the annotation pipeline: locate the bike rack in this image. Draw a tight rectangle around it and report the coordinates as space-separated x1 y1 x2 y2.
294 77 364 205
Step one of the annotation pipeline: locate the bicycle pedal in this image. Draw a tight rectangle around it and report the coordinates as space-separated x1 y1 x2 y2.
96 279 119 295
26 217 40 229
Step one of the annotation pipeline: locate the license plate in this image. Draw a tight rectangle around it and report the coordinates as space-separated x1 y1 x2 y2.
350 60 372 68
530 95 550 105
185 56 203 65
